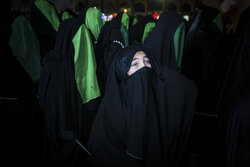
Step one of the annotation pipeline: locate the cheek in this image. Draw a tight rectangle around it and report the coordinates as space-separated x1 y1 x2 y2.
146 63 152 68
127 67 138 76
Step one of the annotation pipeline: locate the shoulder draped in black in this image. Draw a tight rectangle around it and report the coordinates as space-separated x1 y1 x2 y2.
39 18 97 167
87 45 197 167
210 7 250 167
1 4 44 166
129 15 155 44
144 11 185 70
30 0 59 59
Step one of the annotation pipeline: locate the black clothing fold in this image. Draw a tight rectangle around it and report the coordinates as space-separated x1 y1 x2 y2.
30 1 59 59
1 5 44 167
210 7 250 167
144 11 185 70
87 45 197 167
129 15 155 44
39 18 97 167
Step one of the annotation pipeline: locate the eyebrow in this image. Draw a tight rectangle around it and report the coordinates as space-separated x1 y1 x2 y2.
132 56 149 61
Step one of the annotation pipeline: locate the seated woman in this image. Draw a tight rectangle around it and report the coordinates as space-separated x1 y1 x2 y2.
87 44 197 167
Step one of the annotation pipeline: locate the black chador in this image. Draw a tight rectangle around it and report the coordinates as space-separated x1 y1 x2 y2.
30 0 60 60
212 7 250 167
39 16 100 167
87 45 197 167
1 1 44 166
180 6 225 159
129 15 155 44
144 11 186 70
94 12 128 95
181 5 224 115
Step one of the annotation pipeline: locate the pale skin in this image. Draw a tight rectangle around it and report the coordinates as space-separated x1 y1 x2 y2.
127 51 152 76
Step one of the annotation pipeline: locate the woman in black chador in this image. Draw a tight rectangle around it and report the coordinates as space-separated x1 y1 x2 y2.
87 44 197 167
144 11 186 70
211 5 250 167
39 14 100 166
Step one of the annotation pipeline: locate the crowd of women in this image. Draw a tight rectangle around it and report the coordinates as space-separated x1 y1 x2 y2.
1 0 250 167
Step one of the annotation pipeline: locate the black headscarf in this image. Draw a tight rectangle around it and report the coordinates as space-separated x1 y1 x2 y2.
39 17 99 166
144 11 186 70
87 44 197 167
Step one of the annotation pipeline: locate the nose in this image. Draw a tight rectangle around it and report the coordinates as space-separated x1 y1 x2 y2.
140 61 147 68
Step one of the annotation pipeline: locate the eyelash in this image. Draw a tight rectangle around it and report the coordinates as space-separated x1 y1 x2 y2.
131 60 150 67
131 63 138 67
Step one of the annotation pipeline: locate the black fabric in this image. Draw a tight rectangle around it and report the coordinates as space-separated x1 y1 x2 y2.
226 96 250 167
129 15 155 44
94 12 125 96
38 18 96 167
215 6 250 115
1 3 44 167
144 11 184 70
181 6 224 115
77 8 96 44
75 8 101 111
209 7 250 167
87 45 197 167
76 8 102 71
96 12 124 68
60 8 77 19
180 6 226 164
30 1 58 60
76 8 101 61
76 8 87 25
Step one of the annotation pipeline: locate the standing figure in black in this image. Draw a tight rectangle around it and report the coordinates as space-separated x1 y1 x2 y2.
87 44 197 167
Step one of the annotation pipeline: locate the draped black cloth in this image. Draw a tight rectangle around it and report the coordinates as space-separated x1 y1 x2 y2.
210 7 250 167
129 15 155 44
179 7 226 161
60 8 77 20
39 18 96 167
77 8 95 42
94 12 126 95
215 6 250 116
181 6 224 115
30 1 58 59
226 96 250 167
87 45 197 167
96 12 125 69
73 8 102 111
1 2 44 166
144 11 185 70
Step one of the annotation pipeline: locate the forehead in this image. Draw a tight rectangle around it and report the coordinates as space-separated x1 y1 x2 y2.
134 51 147 58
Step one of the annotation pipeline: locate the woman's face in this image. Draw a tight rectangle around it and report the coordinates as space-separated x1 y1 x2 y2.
127 51 152 76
